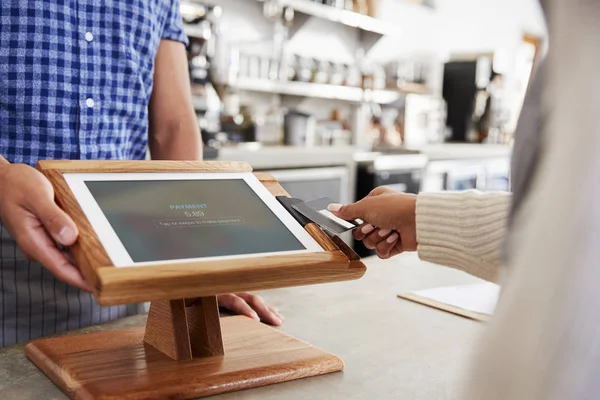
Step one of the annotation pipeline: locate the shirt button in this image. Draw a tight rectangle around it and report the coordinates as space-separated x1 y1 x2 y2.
85 32 94 42
86 98 95 108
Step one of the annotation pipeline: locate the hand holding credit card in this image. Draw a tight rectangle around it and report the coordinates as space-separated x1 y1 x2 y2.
292 198 363 235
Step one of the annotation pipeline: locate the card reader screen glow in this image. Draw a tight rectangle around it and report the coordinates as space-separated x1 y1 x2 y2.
84 179 305 263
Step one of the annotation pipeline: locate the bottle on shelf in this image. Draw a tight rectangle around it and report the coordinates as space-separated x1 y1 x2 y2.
313 60 331 84
282 53 297 82
372 64 386 90
295 56 314 82
255 106 284 145
238 105 257 143
345 63 362 87
352 0 368 15
329 63 346 86
366 0 380 17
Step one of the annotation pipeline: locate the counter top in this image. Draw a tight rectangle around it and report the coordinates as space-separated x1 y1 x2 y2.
0 254 486 400
410 143 512 161
218 145 358 170
216 143 512 170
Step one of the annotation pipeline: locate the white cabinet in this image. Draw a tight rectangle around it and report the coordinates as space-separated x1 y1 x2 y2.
263 167 351 204
422 157 510 192
484 158 511 191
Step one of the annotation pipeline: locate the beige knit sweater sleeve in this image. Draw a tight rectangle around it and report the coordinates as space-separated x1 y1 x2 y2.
415 190 512 283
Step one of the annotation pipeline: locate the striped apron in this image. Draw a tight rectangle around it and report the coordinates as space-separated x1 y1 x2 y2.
0 222 145 348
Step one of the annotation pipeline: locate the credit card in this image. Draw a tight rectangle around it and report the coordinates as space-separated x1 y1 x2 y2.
292 197 363 235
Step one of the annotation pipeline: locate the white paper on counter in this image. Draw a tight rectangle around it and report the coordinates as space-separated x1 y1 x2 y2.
412 282 500 316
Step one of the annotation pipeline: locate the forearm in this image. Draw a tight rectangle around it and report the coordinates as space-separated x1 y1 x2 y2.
416 190 511 283
149 120 202 160
148 39 203 161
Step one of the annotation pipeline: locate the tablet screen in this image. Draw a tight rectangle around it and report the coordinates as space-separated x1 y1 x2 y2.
64 172 323 267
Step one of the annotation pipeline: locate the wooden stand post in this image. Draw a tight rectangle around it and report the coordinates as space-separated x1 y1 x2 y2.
144 297 224 361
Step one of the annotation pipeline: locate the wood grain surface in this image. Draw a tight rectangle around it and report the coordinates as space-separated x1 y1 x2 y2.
26 160 360 400
96 249 364 305
186 296 225 358
304 223 339 252
397 293 491 322
25 316 344 400
37 160 253 173
42 169 110 292
36 160 367 306
328 233 361 261
252 172 277 182
143 297 224 360
143 300 193 361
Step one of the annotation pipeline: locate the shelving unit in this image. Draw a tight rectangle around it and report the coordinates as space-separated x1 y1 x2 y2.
234 78 362 101
221 78 428 103
183 24 211 40
275 0 405 38
183 0 433 104
184 0 438 150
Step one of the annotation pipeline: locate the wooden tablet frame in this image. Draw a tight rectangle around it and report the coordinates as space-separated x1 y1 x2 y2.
26 160 366 399
35 160 365 306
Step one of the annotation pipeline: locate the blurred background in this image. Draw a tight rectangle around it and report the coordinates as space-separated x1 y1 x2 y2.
180 0 545 255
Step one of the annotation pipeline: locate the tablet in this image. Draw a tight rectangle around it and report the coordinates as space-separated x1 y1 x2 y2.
63 172 323 267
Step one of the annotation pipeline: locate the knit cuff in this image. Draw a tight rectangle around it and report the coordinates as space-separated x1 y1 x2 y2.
415 191 511 282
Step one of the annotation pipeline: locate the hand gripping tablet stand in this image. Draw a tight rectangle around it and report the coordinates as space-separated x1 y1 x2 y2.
24 160 366 400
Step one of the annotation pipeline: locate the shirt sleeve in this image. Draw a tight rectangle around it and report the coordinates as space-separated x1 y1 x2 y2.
415 190 512 283
162 0 189 46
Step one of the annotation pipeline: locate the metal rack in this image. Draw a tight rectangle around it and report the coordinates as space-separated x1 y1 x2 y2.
277 0 404 37
183 0 433 104
182 0 439 149
222 78 427 103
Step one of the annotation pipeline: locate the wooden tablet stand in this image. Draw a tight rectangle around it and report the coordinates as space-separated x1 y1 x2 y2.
25 161 366 399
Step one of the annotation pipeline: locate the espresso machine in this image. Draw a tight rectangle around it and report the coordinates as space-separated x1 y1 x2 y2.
181 2 223 156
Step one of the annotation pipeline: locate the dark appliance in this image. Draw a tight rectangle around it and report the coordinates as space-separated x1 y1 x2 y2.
442 57 492 142
184 3 221 87
202 146 219 160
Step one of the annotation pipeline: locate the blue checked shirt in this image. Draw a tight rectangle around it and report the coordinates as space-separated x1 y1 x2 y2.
0 0 188 166
0 0 188 347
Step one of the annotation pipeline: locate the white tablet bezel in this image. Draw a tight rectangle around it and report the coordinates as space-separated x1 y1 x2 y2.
63 172 323 268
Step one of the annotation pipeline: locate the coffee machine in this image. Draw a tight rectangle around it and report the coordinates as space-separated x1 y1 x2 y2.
442 55 493 142
182 2 224 152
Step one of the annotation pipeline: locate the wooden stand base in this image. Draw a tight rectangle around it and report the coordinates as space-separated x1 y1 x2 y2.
25 315 343 399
